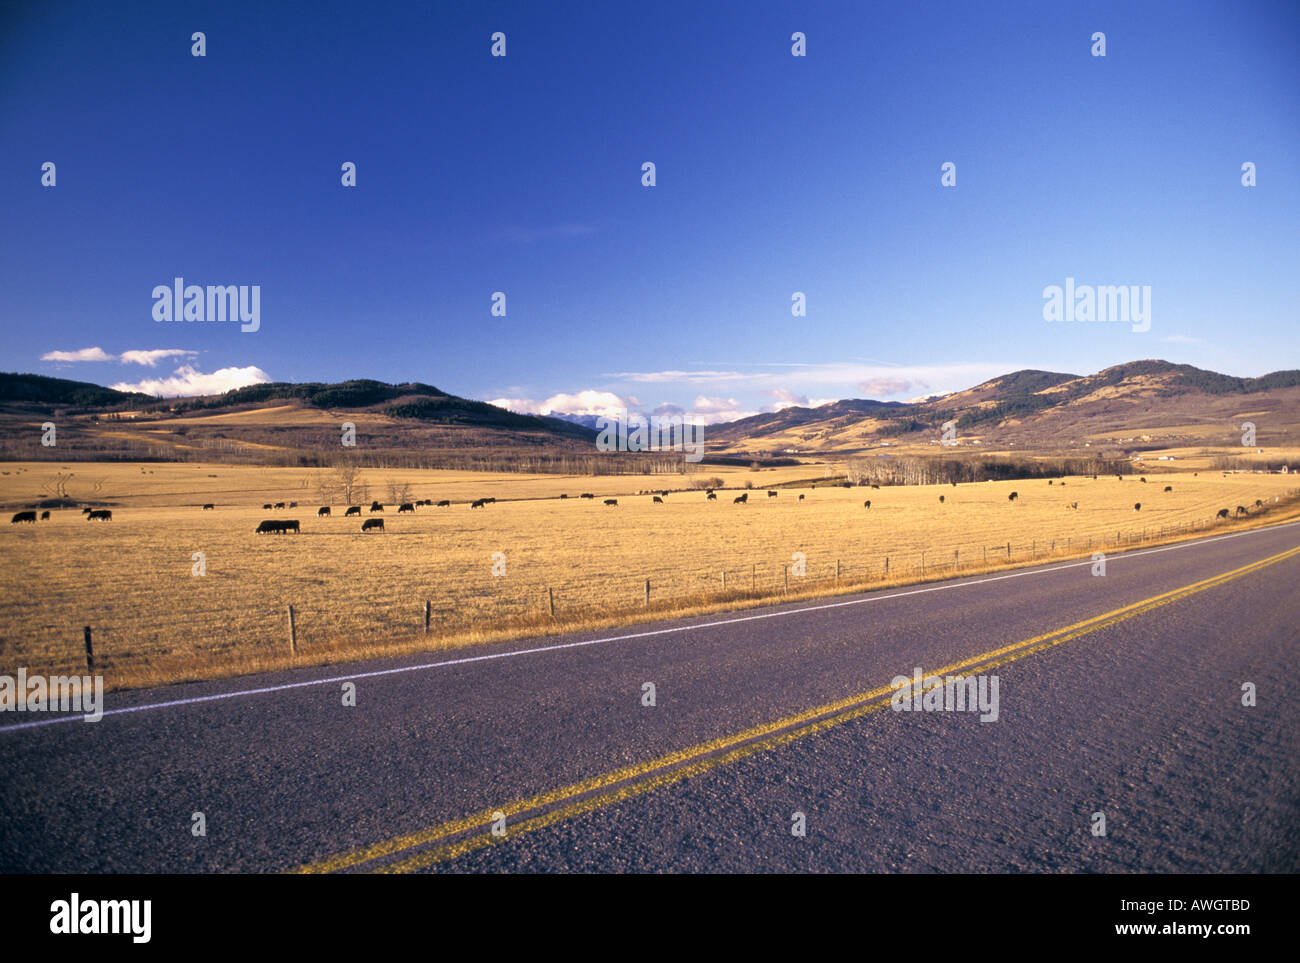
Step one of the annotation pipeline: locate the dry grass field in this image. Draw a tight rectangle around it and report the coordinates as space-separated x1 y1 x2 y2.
2 460 1297 691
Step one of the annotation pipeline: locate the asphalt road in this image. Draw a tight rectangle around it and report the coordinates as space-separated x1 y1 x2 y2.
2 522 1298 873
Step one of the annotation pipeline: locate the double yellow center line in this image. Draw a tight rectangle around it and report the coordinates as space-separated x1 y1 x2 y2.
294 545 1300 873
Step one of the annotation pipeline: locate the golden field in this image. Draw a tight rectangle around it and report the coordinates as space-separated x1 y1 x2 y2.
2 460 1297 691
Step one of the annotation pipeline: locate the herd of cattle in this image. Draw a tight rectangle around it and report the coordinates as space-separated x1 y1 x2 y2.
8 479 1278 533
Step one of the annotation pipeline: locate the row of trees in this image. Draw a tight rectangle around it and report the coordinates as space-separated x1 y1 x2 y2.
847 455 1130 487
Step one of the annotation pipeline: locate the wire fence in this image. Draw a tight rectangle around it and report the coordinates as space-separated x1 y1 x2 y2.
21 499 1295 686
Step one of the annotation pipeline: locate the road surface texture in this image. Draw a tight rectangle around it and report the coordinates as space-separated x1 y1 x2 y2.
2 522 1297 873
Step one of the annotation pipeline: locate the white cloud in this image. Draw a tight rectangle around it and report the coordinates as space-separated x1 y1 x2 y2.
604 362 1010 397
857 376 927 396
488 390 640 418
119 348 197 366
110 364 270 398
42 346 200 366
41 347 113 363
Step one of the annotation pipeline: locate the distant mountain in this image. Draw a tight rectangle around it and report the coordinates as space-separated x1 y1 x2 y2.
707 361 1300 453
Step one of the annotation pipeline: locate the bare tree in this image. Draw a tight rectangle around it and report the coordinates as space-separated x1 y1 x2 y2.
385 477 412 505
329 462 364 505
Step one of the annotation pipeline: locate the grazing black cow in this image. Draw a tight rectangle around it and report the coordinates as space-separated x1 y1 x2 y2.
1163 486 1173 492
1008 492 1018 502
1255 499 1263 508
604 499 618 507
559 494 568 499
1235 505 1248 517
318 507 331 517
289 501 298 508
580 493 594 500
362 518 384 532
255 519 299 534
398 503 415 513
274 502 286 509
734 493 748 504
1139 478 1146 484
798 494 804 501
864 500 871 508
471 499 486 509
87 510 112 521
1216 508 1230 519
1134 503 1141 512
345 506 361 517
938 495 945 503
40 510 50 520
653 496 663 504
767 491 778 498
435 500 450 507
369 504 384 513
871 484 880 490
706 492 717 501
202 503 215 510
952 481 958 487
11 511 36 523
1048 480 1053 485
263 504 273 510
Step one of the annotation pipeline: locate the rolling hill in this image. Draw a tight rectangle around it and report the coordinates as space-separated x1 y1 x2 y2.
706 361 1300 456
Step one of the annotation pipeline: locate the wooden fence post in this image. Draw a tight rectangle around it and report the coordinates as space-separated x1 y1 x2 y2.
424 600 431 634
287 604 297 655
548 586 555 616
644 578 650 608
885 556 889 575
83 625 94 673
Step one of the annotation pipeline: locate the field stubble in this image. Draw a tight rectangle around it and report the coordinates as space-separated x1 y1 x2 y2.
1 467 1296 691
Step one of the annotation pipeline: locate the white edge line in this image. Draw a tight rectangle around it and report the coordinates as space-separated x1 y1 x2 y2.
3 519 1297 733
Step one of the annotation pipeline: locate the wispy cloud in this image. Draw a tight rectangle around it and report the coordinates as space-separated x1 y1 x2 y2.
119 348 197 366
495 224 597 244
41 346 114 363
857 376 926 396
42 346 199 366
603 362 1010 397
110 364 270 398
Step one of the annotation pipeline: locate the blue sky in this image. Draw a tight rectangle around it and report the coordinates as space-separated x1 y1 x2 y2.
2 0 1297 422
